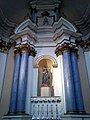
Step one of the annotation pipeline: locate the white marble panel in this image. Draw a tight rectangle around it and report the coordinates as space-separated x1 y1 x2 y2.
84 51 90 85
0 53 7 99
32 68 38 96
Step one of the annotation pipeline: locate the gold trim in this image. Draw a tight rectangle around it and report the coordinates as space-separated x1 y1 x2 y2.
20 44 29 53
52 64 58 68
14 48 20 56
34 64 39 68
29 47 36 57
34 55 58 68
20 47 29 53
55 47 62 57
55 43 78 56
61 43 72 52
56 51 62 56
62 48 70 52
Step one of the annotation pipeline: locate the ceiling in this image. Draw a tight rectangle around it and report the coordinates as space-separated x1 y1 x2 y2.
0 0 90 38
0 0 90 24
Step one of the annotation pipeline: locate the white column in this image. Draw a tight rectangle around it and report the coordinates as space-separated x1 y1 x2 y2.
54 55 66 113
25 56 34 114
84 51 90 85
0 53 7 99
59 55 66 114
32 68 38 96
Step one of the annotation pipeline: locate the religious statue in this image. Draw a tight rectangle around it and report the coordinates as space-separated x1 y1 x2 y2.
43 16 49 25
42 66 51 86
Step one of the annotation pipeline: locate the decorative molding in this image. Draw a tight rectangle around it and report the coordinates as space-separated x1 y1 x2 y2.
0 39 11 53
31 96 63 119
12 17 80 43
14 44 29 54
55 43 78 56
29 47 36 57
34 55 58 68
14 44 36 56
13 48 21 56
30 0 61 10
77 38 90 52
15 17 77 34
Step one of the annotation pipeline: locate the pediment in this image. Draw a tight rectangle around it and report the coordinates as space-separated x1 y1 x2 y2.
30 0 61 6
11 16 81 43
15 17 77 34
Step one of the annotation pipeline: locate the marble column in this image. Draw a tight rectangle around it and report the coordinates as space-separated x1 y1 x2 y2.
71 49 85 113
16 45 29 114
55 45 76 113
25 47 36 114
9 49 21 113
63 48 76 113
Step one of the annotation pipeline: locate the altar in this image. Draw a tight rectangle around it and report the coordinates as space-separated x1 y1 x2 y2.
2 0 90 120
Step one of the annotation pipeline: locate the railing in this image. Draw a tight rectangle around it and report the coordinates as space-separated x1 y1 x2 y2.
31 97 63 120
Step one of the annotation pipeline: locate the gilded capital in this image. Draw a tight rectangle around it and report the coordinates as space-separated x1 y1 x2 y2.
61 43 72 52
20 44 29 53
78 39 90 52
55 46 62 57
14 48 20 56
29 47 36 57
55 43 72 56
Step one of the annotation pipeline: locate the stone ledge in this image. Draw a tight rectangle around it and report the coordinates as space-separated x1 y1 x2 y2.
3 115 32 120
61 114 90 120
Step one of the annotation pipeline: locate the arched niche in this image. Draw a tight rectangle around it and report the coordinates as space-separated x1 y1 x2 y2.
34 55 58 68
34 55 58 96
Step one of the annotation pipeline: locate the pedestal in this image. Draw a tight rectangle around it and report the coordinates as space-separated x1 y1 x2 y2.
61 115 90 120
41 84 51 96
3 115 32 120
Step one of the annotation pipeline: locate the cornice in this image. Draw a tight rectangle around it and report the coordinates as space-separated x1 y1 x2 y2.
11 26 81 43
15 17 77 34
30 0 61 8
12 17 80 43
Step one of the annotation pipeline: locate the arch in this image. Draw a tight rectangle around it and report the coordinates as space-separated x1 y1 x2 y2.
34 55 58 68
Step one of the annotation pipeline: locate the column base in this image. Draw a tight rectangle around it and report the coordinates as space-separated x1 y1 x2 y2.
8 112 28 115
65 111 86 115
61 114 90 120
3 114 32 120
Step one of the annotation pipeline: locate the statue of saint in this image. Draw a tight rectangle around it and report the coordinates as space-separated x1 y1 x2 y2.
42 66 51 86
43 16 49 25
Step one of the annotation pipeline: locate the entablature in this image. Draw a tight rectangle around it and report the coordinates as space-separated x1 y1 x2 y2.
11 17 80 46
